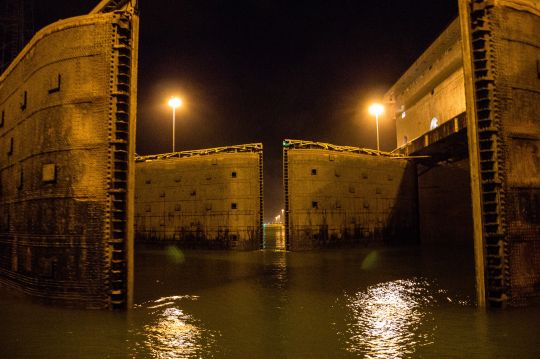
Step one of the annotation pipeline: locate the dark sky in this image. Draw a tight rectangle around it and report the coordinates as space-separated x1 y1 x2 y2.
35 0 458 221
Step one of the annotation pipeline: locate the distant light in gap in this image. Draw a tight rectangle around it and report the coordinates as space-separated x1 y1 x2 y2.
401 111 406 119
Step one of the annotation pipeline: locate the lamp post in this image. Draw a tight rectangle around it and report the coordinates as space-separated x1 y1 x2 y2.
369 103 384 151
168 97 183 152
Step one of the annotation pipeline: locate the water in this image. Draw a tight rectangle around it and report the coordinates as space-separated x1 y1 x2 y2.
1 243 540 358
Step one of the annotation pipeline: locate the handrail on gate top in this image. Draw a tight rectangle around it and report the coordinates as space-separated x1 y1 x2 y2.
282 139 413 158
135 143 264 162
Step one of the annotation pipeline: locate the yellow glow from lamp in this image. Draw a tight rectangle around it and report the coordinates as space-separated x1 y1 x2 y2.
369 103 384 116
168 97 183 109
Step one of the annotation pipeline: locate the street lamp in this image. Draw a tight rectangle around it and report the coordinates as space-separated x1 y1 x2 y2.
369 103 384 151
168 96 183 152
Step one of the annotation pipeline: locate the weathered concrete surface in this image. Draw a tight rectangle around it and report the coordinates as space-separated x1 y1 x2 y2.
0 3 138 309
385 19 466 147
135 144 263 250
418 158 473 243
460 0 540 306
387 0 540 307
283 140 418 251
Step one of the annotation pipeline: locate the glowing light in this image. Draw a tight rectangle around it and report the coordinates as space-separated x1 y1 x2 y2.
341 279 436 357
168 97 182 108
168 96 183 153
166 245 185 264
368 103 384 116
361 250 379 270
368 103 384 151
430 117 439 130
137 295 218 358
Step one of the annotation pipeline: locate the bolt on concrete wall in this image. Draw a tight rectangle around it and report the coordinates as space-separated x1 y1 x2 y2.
283 140 418 251
0 6 137 309
135 144 264 250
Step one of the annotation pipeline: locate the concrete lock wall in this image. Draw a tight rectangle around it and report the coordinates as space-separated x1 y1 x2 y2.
386 19 466 147
135 144 263 250
465 0 540 306
283 140 418 251
386 0 540 306
0 5 138 309
418 158 473 243
500 0 540 305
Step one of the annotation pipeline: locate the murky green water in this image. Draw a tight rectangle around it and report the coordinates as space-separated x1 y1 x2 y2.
1 244 540 358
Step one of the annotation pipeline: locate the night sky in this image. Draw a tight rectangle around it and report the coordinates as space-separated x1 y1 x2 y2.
36 0 458 221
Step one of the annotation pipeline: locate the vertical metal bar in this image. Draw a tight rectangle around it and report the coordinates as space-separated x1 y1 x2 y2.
376 114 380 151
126 6 139 309
259 148 264 249
283 144 290 250
172 107 176 153
458 0 487 308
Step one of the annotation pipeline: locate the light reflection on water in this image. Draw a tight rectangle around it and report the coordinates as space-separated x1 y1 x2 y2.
341 279 437 358
131 295 219 359
262 249 288 290
4 246 540 358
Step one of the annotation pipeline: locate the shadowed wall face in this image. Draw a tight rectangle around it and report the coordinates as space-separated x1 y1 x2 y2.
285 149 418 251
418 159 473 243
0 10 137 309
135 150 263 250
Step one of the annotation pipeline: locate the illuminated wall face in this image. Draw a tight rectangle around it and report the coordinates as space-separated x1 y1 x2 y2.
285 149 417 250
396 70 466 145
135 151 263 250
387 19 466 146
386 0 540 306
0 11 137 308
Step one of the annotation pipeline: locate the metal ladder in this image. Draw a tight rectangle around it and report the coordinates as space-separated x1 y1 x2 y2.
283 142 290 250
470 0 509 307
107 13 134 309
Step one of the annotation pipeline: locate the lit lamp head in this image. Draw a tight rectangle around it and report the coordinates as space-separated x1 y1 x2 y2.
369 103 384 117
168 97 182 109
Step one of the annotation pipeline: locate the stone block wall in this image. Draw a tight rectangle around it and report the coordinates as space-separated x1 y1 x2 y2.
135 145 263 250
283 141 418 250
0 9 137 308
